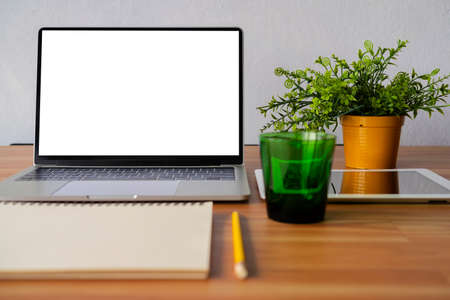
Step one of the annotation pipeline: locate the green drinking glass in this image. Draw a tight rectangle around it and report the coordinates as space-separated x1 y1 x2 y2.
259 131 336 224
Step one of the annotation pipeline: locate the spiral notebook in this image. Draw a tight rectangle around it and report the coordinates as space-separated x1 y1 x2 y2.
0 201 212 279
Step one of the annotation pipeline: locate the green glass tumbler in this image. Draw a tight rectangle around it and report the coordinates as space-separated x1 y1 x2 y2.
259 131 336 224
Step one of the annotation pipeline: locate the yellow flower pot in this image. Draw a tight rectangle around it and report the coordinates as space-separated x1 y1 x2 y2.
340 115 405 169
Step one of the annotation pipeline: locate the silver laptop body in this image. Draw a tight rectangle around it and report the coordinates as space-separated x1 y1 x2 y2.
0 28 250 201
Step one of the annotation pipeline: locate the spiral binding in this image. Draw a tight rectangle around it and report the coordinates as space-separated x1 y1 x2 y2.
0 201 208 207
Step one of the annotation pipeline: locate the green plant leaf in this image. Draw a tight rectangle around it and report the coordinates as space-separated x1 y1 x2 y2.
322 57 331 66
274 67 284 76
430 68 440 76
296 69 305 78
284 79 294 89
364 40 373 52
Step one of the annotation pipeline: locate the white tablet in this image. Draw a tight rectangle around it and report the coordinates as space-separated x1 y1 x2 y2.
255 169 450 203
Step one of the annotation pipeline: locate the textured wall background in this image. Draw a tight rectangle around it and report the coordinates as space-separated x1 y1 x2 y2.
0 0 449 145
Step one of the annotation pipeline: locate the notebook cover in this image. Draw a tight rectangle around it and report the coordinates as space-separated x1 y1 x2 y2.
0 202 212 279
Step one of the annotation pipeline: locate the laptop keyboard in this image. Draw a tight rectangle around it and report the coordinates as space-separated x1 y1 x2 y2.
17 167 235 181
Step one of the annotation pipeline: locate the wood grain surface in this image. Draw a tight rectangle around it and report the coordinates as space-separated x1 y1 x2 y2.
0 145 449 300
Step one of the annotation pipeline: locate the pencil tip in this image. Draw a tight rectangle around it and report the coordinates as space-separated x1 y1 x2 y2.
234 262 248 279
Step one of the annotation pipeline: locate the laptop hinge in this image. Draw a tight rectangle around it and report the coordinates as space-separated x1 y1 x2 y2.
33 164 241 168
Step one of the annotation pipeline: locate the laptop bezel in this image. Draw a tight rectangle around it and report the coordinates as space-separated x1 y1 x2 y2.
34 27 243 166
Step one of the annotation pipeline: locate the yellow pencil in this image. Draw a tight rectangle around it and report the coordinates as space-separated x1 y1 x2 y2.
232 211 248 279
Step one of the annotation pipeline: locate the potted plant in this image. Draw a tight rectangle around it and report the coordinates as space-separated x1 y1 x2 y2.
258 40 450 169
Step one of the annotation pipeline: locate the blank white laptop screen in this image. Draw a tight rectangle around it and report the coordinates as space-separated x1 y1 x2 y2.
38 30 240 156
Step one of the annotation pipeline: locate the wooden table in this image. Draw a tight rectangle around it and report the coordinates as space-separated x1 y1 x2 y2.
0 145 449 300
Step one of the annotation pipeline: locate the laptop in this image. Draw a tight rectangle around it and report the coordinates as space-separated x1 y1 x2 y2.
0 27 250 202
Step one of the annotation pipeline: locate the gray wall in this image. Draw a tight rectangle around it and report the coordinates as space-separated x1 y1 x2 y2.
1 0 449 146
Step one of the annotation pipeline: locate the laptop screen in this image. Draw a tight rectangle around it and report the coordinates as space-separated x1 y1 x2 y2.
36 29 241 161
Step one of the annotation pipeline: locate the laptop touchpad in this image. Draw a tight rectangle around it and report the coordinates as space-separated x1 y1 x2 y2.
53 181 179 197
